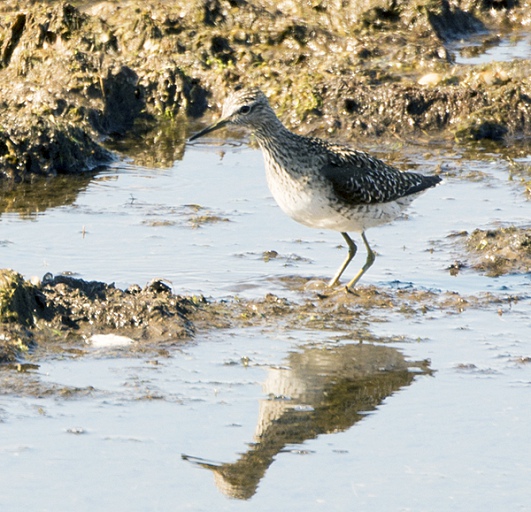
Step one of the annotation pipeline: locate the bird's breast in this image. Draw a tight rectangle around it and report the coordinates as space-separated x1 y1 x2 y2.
264 161 343 228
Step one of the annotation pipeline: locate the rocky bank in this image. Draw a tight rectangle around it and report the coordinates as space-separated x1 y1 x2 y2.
1 0 531 181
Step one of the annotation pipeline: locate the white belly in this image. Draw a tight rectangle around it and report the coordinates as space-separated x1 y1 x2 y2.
266 167 418 233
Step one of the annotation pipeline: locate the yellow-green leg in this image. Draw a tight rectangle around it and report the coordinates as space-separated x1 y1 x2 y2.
328 232 357 288
345 231 375 291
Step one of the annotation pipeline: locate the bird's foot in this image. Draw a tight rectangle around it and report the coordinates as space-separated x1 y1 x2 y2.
317 282 357 299
345 285 359 295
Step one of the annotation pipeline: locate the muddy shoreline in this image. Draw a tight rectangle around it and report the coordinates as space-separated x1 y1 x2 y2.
1 1 531 182
0 268 525 364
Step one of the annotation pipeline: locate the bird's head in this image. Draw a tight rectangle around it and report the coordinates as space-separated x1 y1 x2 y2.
189 88 274 141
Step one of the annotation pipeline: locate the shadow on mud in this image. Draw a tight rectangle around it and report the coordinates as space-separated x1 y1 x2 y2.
183 342 430 500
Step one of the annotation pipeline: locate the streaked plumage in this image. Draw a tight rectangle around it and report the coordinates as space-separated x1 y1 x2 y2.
189 88 441 290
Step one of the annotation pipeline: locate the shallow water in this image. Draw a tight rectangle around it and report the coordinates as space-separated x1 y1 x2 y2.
0 134 530 511
0 142 528 297
450 30 531 65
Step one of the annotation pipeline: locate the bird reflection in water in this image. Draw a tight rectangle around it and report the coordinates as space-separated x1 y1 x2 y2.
182 342 431 500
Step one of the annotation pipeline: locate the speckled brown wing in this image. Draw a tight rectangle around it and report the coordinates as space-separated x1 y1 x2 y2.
319 148 441 205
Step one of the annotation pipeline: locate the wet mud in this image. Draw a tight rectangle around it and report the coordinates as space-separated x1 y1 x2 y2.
0 269 197 364
0 268 523 368
1 1 531 180
462 226 531 276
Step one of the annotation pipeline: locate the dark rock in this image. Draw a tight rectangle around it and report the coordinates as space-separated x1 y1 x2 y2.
425 0 485 41
1 13 25 68
89 66 146 137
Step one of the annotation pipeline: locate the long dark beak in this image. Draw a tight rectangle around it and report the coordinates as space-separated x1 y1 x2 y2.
188 118 230 142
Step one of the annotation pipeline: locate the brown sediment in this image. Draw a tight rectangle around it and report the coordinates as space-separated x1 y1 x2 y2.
0 1 531 180
0 269 523 364
463 226 531 276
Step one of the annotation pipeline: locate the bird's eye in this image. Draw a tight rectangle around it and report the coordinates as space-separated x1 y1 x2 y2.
239 105 252 115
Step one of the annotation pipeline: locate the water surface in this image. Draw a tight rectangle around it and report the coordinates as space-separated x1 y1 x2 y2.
0 135 530 511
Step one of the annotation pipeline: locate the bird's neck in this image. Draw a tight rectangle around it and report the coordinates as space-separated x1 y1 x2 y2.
252 115 291 143
254 121 322 179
